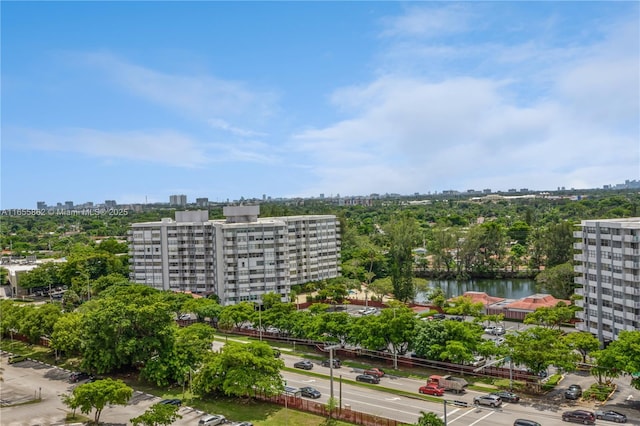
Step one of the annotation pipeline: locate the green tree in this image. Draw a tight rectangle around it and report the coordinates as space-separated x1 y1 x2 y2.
505 326 578 377
17 261 63 290
445 296 484 319
217 302 254 330
367 278 393 302
524 303 575 330
563 332 600 364
71 378 133 424
385 213 421 302
416 411 445 426
534 263 577 300
507 221 531 246
600 330 640 389
180 297 222 323
130 402 182 426
591 348 622 386
80 289 175 374
51 312 84 356
193 342 284 398
543 221 575 267
413 319 483 362
141 323 214 387
19 302 62 343
351 303 416 358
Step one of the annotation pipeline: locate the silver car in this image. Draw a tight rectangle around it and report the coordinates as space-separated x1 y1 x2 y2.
473 394 502 407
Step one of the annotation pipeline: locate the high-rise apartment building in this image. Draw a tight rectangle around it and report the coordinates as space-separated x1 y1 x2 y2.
169 194 187 206
574 218 640 343
128 206 340 305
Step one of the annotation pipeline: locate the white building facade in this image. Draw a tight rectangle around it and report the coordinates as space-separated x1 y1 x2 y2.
574 218 640 343
128 206 340 305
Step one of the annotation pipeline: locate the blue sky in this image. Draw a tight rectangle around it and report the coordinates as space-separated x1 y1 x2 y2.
2 1 638 209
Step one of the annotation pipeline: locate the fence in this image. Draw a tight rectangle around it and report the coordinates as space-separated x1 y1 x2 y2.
258 393 403 426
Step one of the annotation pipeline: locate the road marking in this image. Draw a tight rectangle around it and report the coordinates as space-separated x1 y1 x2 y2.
627 394 634 400
385 397 401 401
440 408 460 419
467 408 499 426
304 379 316 383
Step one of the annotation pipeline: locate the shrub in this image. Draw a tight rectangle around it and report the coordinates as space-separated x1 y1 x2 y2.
583 383 614 402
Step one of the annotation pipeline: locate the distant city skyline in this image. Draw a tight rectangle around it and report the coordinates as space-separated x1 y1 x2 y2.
2 2 638 209
16 177 640 211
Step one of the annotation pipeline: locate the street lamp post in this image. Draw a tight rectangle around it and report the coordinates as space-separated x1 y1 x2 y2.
326 344 341 402
245 289 262 341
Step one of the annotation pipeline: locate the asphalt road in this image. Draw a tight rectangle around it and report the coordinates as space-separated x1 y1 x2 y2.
2 347 640 426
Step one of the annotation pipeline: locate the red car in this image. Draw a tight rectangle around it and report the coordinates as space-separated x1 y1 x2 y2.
419 384 445 396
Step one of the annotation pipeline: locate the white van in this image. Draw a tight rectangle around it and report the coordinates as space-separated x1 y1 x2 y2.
198 414 225 426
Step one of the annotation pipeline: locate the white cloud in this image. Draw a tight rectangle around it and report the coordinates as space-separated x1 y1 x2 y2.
290 6 638 196
380 5 474 39
78 52 279 124
10 127 209 167
207 118 267 137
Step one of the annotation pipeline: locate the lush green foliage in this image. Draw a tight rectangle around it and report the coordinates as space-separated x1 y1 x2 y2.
130 402 182 426
65 378 133 424
193 341 284 398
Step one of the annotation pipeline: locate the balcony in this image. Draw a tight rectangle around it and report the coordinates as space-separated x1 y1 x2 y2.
625 260 640 269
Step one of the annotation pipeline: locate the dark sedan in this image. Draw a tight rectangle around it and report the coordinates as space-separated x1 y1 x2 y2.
68 372 91 383
300 386 322 399
492 390 520 403
159 398 182 406
355 374 380 384
293 360 314 370
595 409 627 423
562 410 595 425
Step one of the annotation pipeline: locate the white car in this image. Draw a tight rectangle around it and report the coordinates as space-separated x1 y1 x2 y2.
198 414 226 426
361 307 377 315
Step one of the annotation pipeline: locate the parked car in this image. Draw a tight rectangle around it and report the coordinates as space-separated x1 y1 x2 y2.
491 390 520 403
360 307 377 315
234 423 253 426
452 316 464 321
294 360 314 370
473 394 502 408
300 386 322 399
68 372 91 383
8 354 27 364
595 409 627 423
513 420 541 426
565 384 583 400
418 384 445 396
484 326 496 334
432 313 446 320
321 359 341 368
198 415 224 426
356 374 380 384
492 326 506 335
562 410 595 424
159 398 182 406
470 356 486 367
198 414 226 426
493 337 506 346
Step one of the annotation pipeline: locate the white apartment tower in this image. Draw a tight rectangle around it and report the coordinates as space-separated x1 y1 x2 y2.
574 218 640 343
128 206 341 305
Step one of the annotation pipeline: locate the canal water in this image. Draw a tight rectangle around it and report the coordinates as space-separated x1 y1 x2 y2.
415 279 537 302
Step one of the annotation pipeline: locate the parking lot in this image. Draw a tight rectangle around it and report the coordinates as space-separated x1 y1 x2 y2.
0 354 211 426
